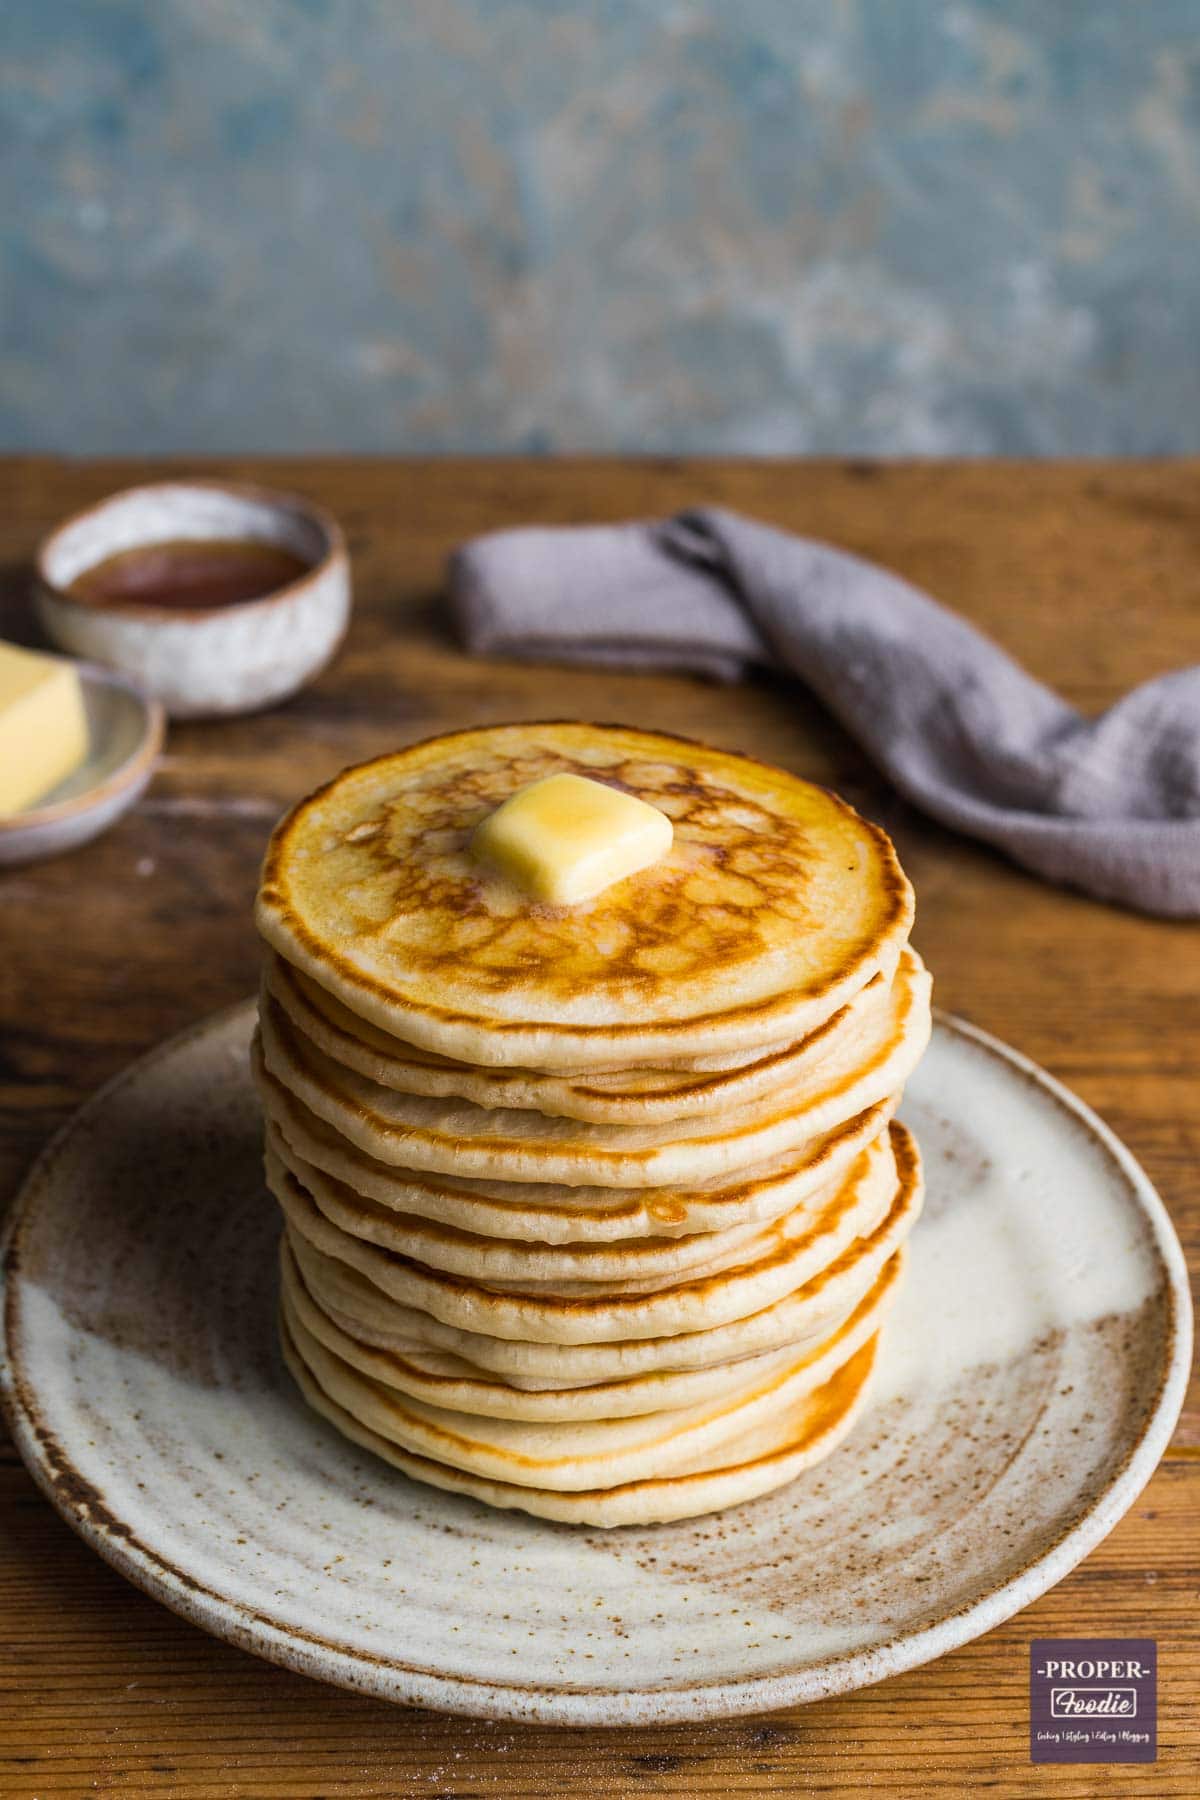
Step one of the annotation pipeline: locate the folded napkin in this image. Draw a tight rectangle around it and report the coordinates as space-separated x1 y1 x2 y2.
450 508 1200 917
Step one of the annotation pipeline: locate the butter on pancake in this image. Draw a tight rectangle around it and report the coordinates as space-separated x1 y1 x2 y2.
472 771 673 905
256 722 914 1070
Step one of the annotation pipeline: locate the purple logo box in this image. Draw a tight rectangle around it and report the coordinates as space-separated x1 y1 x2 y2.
1030 1639 1156 1763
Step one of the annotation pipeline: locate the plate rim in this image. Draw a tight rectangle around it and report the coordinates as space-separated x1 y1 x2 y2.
0 1000 1192 1726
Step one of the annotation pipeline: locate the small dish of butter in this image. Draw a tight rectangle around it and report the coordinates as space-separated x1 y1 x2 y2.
0 640 164 866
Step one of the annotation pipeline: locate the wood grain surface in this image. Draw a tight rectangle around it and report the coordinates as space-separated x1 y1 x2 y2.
1 457 1197 1798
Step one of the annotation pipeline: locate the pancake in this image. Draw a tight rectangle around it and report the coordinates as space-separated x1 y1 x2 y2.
280 1231 872 1421
267 1117 794 1288
266 1112 896 1294
278 1250 899 1493
267 1122 900 1341
285 1150 914 1385
272 1120 921 1361
264 948 905 1123
273 951 847 1081
256 723 914 1070
254 952 930 1189
280 1312 881 1527
253 1039 896 1243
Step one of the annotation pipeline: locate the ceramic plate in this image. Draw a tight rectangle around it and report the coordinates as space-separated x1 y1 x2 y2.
0 1004 1189 1724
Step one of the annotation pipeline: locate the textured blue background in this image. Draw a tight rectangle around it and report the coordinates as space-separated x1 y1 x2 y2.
4 2 1200 455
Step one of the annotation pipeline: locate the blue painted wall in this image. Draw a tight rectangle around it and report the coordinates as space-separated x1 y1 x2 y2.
4 2 1199 455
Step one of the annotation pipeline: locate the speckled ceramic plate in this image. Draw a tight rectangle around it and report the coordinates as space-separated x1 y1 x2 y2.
0 1003 1190 1724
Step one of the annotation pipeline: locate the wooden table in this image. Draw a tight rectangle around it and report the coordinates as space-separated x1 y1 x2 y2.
1 457 1197 1798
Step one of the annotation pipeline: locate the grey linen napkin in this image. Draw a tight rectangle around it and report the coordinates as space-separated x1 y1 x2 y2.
450 508 1200 917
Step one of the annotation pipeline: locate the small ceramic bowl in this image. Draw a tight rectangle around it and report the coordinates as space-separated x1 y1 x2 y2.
0 663 164 866
34 480 350 719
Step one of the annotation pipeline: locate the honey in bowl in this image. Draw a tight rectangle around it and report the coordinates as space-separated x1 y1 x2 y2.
70 538 312 613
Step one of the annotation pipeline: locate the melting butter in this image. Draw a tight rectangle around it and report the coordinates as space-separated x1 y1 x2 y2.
471 772 673 905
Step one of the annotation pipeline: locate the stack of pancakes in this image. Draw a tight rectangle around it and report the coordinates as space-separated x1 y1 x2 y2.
253 723 931 1527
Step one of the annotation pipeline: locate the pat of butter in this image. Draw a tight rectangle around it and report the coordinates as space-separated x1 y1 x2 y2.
0 641 89 817
472 773 673 904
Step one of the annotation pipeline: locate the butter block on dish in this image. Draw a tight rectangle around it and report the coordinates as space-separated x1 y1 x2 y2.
0 641 89 816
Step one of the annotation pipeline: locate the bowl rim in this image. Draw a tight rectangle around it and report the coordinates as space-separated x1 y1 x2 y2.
34 477 347 626
0 661 166 833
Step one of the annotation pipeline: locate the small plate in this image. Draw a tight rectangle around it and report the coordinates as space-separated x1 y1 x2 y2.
0 664 164 866
0 1005 1190 1724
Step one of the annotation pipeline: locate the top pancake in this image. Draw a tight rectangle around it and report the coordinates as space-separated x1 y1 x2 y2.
256 723 914 1069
